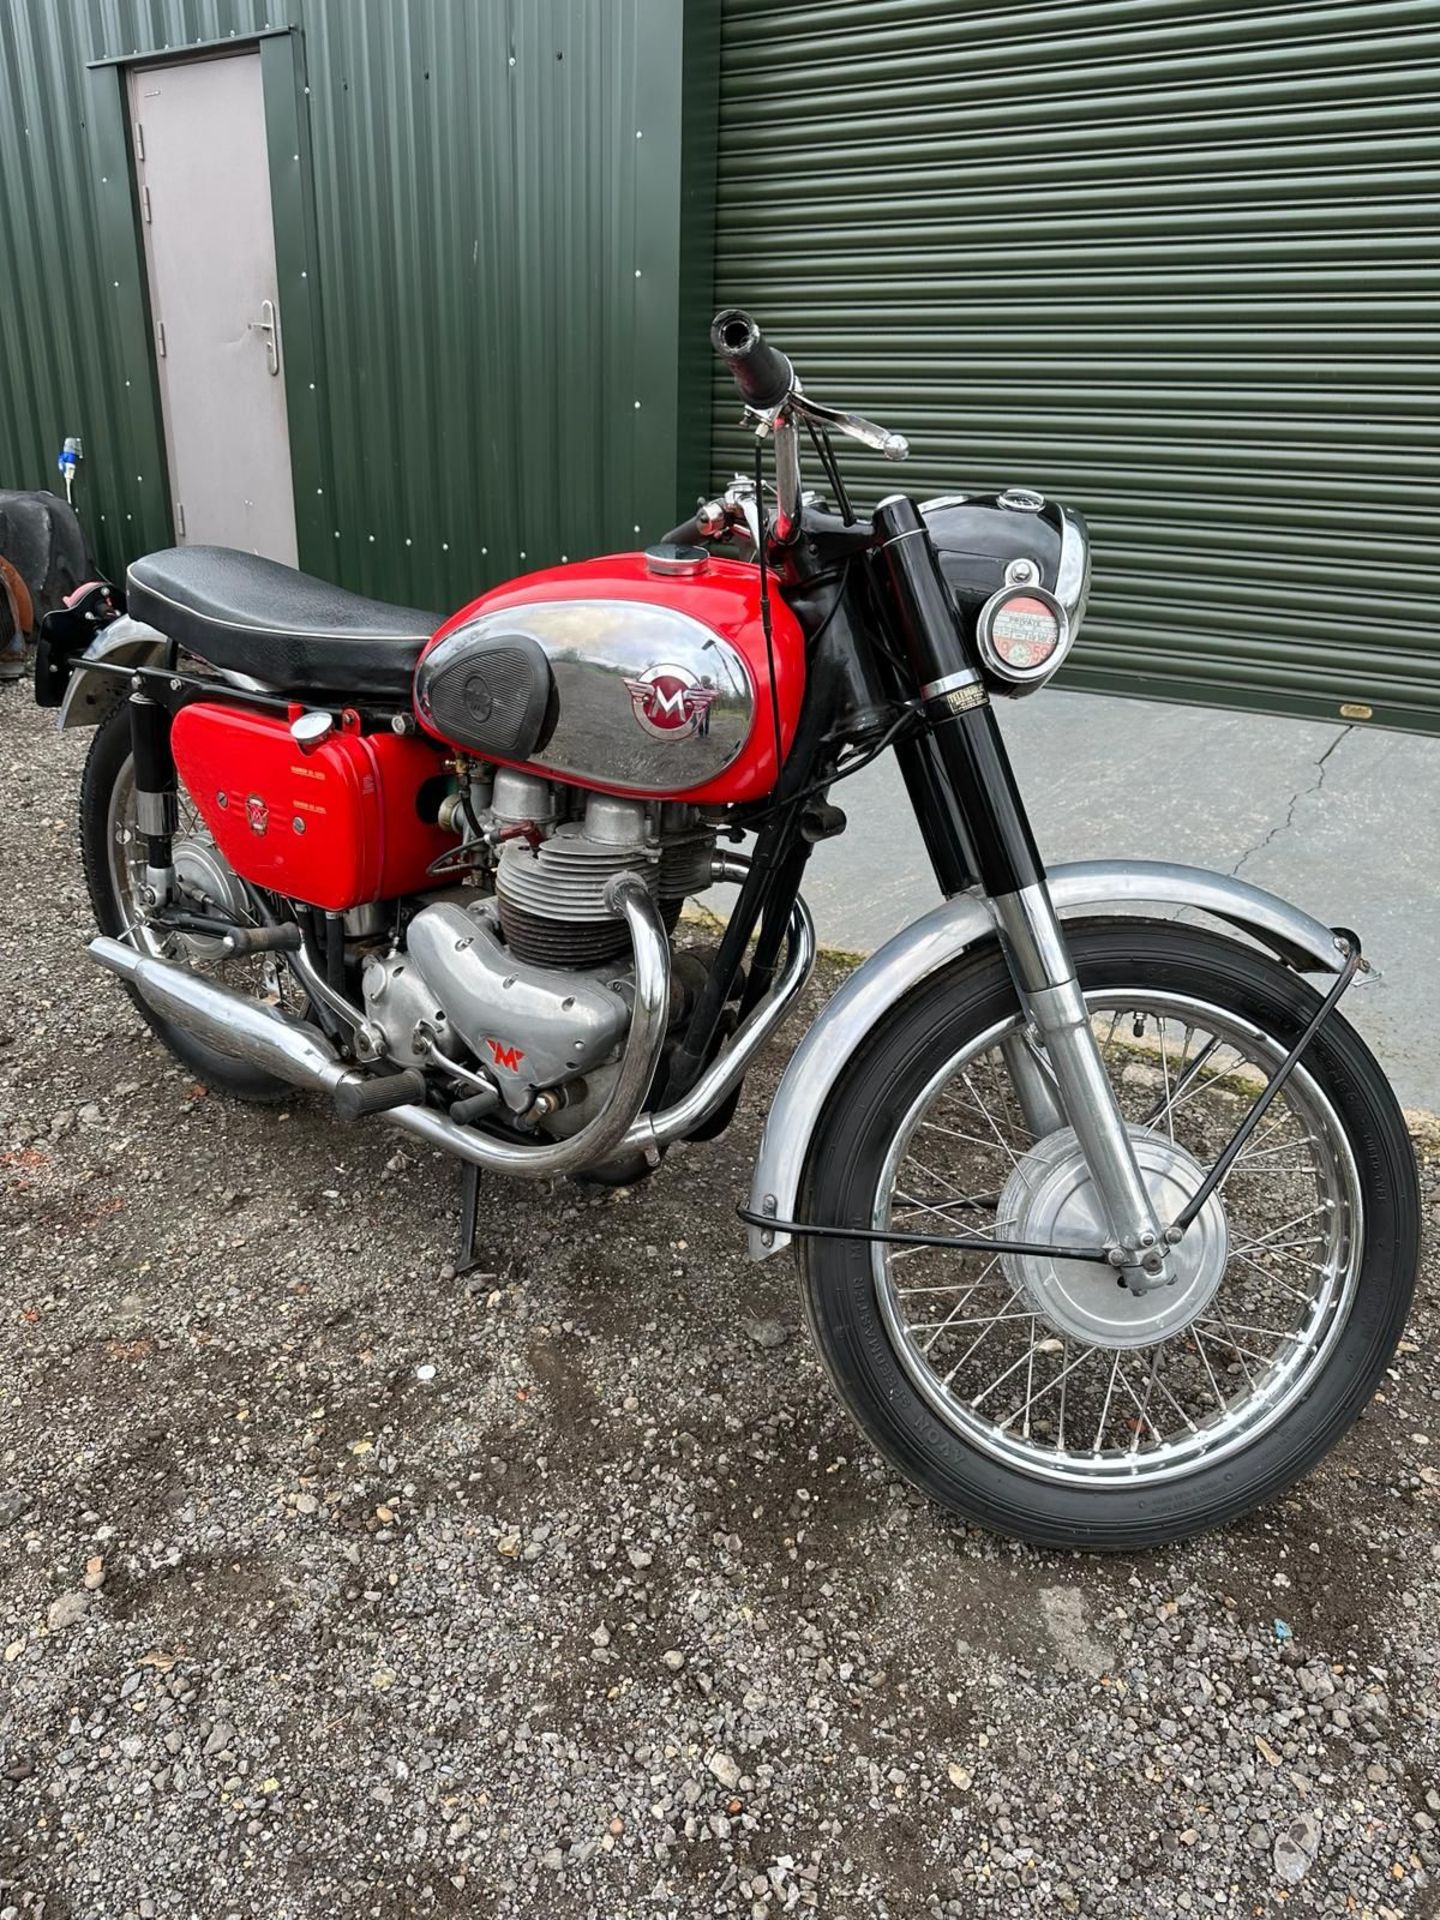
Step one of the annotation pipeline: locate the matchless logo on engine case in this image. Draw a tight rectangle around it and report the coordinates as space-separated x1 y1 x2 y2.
622 663 720 741
486 1038 526 1072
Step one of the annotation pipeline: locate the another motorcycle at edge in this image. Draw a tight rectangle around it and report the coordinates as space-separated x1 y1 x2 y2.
37 311 1419 1550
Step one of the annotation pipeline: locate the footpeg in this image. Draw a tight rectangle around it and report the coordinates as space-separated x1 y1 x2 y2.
333 1067 427 1122
449 1087 501 1126
220 922 304 956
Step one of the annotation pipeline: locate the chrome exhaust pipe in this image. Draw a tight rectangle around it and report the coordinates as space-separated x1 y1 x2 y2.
383 871 672 1178
623 857 814 1154
388 865 815 1172
88 935 352 1097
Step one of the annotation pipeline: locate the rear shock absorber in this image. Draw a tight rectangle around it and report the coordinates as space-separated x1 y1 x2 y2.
128 681 177 909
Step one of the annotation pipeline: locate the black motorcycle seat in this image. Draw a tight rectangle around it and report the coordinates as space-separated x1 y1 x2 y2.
126 546 439 701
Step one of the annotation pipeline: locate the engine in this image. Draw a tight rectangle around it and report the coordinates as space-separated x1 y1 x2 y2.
494 784 714 969
361 766 717 1124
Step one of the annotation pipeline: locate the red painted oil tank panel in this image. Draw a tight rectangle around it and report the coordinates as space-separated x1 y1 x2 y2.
417 552 805 805
170 704 453 912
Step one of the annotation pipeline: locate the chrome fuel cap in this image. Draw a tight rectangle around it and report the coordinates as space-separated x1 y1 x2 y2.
643 543 709 577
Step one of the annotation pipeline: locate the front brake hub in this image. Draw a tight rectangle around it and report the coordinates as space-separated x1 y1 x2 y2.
997 1125 1228 1349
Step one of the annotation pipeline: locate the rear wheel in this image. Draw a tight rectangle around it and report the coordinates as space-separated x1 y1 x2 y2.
80 701 302 1100
798 921 1418 1550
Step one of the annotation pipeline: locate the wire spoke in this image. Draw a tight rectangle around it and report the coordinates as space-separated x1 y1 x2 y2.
909 1311 1046 1333
1195 1320 1301 1367
1189 1328 1230 1414
968 1321 1045 1413
939 1279 1021 1380
918 1118 1021 1164
1093 1351 1123 1453
873 978 1356 1483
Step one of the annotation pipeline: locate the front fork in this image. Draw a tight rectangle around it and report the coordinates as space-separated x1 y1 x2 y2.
874 497 1173 1294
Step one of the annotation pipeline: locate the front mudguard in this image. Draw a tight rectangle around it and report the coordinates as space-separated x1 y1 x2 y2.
745 860 1354 1260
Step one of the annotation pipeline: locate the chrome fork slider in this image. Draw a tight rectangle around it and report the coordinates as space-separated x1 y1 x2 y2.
992 881 1174 1293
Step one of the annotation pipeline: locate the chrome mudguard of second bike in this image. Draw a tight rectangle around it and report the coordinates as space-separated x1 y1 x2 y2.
745 859 1355 1262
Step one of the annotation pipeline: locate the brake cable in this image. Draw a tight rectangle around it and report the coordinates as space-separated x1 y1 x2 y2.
1170 938 1363 1231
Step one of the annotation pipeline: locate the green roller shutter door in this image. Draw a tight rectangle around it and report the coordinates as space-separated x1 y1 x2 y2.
714 0 1440 734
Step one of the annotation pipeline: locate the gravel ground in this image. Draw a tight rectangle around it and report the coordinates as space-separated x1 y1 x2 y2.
2 688 1439 1920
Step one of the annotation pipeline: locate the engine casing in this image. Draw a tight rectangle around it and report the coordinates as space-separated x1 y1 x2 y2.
414 552 806 806
397 898 629 1113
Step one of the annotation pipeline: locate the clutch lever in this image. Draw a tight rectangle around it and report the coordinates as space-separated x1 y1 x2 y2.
790 390 910 461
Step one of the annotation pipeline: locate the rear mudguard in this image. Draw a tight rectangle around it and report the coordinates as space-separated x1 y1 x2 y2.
55 616 275 727
745 860 1354 1260
56 615 168 728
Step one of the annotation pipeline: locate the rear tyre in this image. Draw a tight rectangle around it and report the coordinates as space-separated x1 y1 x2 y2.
798 920 1418 1550
80 701 295 1101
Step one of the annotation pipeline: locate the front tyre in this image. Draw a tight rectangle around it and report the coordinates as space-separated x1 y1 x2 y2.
798 921 1419 1550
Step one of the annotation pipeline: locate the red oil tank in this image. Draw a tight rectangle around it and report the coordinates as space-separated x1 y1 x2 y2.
170 704 453 912
414 551 805 806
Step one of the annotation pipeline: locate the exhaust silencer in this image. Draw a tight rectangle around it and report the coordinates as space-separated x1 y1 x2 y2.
86 864 802 1178
88 935 352 1097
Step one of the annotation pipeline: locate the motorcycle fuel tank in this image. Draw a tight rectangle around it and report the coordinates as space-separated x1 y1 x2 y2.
414 551 806 805
170 703 453 912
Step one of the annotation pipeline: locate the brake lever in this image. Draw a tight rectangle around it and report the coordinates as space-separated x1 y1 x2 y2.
790 391 909 461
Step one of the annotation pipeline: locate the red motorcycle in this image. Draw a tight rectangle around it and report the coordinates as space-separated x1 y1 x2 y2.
37 312 1418 1549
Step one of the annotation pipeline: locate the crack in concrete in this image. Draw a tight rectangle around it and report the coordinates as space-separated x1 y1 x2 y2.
1230 725 1352 879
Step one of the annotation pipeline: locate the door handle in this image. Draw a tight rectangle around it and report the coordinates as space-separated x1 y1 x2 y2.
248 298 280 377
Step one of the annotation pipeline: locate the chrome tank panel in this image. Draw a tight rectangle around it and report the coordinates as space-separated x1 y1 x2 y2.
417 599 754 793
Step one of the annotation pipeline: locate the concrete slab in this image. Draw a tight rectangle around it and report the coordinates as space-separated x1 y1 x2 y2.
794 689 1440 1112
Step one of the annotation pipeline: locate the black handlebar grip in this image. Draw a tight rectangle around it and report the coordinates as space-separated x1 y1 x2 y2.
710 308 794 412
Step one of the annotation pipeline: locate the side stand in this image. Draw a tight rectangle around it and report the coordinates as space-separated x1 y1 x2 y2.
455 1161 484 1277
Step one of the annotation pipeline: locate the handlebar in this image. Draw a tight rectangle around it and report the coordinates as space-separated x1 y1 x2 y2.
710 309 794 413
705 307 909 549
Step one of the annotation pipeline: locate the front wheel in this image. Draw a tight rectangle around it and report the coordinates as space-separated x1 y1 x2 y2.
798 920 1419 1550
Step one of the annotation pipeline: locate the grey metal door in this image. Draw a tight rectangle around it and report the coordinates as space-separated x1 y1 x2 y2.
129 51 298 565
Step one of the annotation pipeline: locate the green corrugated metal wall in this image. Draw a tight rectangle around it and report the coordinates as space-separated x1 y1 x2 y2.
0 0 715 611
714 0 1440 733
